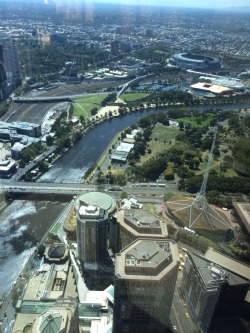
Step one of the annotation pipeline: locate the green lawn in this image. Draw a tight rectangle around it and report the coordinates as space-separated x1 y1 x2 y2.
212 165 238 177
51 223 61 234
150 123 179 143
119 92 149 102
140 123 179 164
73 95 107 119
154 50 169 55
177 115 214 128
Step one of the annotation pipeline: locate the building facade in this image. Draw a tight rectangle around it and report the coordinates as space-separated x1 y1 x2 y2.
75 202 108 272
113 239 179 333
0 38 21 95
181 252 250 332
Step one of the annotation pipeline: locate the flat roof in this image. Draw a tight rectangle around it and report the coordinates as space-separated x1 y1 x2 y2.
189 252 248 289
115 238 179 280
233 202 250 235
75 192 116 214
118 209 168 237
23 262 69 301
111 151 128 161
191 82 232 94
79 205 101 219
205 248 250 281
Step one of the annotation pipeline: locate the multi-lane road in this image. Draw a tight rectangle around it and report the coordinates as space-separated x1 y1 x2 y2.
1 181 179 197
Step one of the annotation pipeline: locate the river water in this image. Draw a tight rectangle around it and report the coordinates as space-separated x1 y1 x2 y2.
0 200 67 299
38 104 250 183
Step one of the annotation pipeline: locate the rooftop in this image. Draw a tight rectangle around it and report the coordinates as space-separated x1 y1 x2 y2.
115 239 179 279
205 247 250 281
191 82 232 94
79 205 101 219
232 202 250 235
75 192 116 215
118 209 168 236
189 252 249 289
23 262 70 301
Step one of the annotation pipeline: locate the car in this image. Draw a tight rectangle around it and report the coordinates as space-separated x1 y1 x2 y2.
185 312 189 318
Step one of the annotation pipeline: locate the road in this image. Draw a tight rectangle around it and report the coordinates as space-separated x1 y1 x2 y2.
1 181 181 197
170 286 198 333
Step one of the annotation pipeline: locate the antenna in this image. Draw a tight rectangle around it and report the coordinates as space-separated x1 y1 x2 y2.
169 125 232 236
67 59 75 83
197 126 218 198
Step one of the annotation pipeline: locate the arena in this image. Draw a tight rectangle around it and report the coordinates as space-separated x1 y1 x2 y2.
169 53 221 70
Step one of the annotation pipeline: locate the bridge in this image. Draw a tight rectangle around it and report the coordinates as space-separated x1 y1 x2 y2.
1 181 178 197
12 96 72 103
116 74 149 98
11 92 108 104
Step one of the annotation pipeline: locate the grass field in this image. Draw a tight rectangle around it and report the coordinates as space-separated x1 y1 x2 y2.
154 50 169 55
150 123 179 142
177 115 214 128
140 123 179 164
212 165 238 177
73 95 107 119
119 92 149 102
51 223 61 234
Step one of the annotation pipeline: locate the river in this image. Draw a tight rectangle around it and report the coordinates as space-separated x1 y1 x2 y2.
38 103 250 183
0 200 67 299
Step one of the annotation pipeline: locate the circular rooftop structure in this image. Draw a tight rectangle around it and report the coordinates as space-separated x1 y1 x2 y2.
75 191 116 214
167 196 234 242
169 53 221 70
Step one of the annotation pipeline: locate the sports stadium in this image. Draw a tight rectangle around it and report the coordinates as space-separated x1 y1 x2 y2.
169 53 221 70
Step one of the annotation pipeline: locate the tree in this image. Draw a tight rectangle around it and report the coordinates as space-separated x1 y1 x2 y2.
46 135 53 146
19 159 25 168
37 160 49 172
120 191 128 199
91 107 98 116
37 244 45 257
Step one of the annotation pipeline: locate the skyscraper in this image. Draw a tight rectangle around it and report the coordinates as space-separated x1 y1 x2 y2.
0 38 21 91
181 252 250 333
75 199 108 272
113 238 179 333
111 40 119 56
0 44 8 101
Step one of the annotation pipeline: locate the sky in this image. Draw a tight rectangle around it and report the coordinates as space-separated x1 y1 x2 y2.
93 0 250 9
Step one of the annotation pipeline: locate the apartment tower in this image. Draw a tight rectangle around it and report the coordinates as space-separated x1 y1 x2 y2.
113 238 179 333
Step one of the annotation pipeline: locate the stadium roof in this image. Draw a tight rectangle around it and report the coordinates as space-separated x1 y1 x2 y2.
191 82 232 94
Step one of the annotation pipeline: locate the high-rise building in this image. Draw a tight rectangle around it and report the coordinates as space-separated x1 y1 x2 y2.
111 40 119 56
0 38 21 91
116 209 168 251
0 45 8 101
75 199 108 272
181 252 250 333
113 238 179 333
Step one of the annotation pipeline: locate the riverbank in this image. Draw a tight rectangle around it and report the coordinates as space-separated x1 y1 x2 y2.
84 131 120 184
